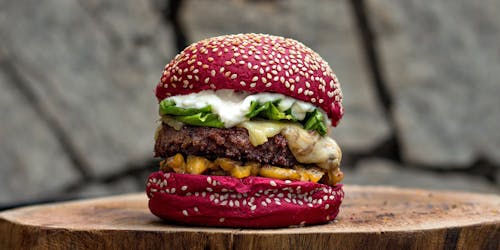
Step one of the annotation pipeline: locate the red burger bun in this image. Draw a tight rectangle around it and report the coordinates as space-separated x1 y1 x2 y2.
155 33 344 126
147 172 344 228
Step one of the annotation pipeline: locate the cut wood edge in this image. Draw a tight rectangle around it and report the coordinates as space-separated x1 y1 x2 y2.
0 185 499 250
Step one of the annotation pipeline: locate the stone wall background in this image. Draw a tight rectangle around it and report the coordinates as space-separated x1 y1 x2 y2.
0 0 499 208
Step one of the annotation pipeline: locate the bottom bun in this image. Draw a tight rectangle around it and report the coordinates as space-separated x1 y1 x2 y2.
146 171 343 228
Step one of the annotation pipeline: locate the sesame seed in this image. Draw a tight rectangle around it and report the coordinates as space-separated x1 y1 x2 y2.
181 186 187 191
266 198 272 204
229 201 234 207
252 76 258 82
250 82 257 88
221 200 228 206
206 187 213 192
219 218 225 223
325 204 330 210
194 207 199 212
211 70 216 77
261 201 267 206
182 210 188 216
235 200 240 207
209 194 215 201
240 81 246 86
207 176 212 184
251 205 257 211
285 180 292 184
270 181 277 186
214 199 219 204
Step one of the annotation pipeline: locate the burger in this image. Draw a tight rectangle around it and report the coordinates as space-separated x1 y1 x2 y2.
146 33 344 228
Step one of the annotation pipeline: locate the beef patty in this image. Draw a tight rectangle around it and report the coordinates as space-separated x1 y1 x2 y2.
155 123 299 167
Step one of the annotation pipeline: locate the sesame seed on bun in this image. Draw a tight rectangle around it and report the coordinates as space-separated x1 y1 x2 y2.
149 33 345 228
155 33 343 126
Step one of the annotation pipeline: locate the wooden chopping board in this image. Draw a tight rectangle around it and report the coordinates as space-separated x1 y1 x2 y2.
1 185 499 250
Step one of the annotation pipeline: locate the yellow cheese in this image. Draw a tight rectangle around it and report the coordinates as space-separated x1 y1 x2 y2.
238 120 290 146
238 120 342 172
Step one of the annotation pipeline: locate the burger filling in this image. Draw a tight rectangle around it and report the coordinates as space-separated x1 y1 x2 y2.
160 90 328 135
155 90 343 185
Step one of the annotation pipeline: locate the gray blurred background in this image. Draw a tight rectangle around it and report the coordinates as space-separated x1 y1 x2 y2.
1 0 499 209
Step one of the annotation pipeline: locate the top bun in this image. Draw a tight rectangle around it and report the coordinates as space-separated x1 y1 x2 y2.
155 33 343 126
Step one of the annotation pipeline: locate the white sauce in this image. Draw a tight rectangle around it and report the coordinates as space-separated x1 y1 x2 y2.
165 90 321 127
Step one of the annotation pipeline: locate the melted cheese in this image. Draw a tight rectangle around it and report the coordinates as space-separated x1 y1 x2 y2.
238 120 341 171
238 120 289 146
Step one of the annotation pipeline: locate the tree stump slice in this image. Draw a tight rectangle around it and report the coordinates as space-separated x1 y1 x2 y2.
1 185 499 249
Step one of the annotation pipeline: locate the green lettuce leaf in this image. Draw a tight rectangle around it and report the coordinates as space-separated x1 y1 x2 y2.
246 100 327 135
159 99 212 116
159 99 224 128
246 101 295 121
173 113 224 128
303 109 327 135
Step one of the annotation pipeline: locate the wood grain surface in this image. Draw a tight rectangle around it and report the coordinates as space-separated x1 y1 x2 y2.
1 185 499 250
